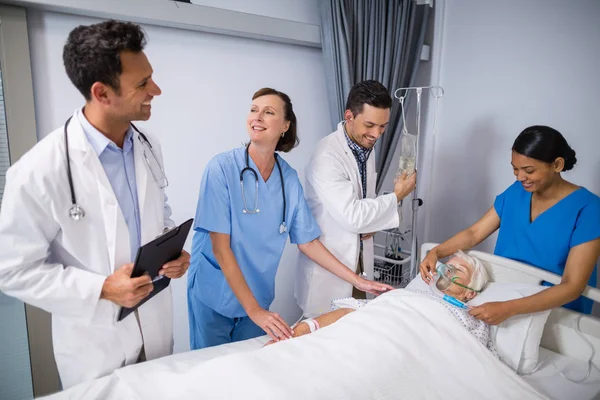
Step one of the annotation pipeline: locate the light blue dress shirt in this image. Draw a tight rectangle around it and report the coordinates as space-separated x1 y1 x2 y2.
77 109 141 261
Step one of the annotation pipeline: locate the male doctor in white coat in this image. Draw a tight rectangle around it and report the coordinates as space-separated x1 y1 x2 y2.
0 20 190 388
296 80 416 317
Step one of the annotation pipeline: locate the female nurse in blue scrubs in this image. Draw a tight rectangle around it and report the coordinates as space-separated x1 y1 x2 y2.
187 88 394 349
419 125 600 323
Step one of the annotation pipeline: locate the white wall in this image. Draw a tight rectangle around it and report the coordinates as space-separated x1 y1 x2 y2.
425 0 600 251
415 0 600 317
379 0 600 302
27 6 328 353
190 0 320 25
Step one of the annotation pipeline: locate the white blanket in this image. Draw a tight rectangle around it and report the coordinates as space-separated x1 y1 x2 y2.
44 290 547 400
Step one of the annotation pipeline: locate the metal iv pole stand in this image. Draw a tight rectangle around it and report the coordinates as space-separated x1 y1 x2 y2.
393 85 444 280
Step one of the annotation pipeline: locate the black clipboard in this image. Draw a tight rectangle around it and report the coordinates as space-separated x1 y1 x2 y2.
117 218 194 321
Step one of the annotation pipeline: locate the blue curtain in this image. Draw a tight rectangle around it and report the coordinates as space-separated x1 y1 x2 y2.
320 0 430 192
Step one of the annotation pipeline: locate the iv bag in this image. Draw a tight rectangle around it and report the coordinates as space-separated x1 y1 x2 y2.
398 132 417 176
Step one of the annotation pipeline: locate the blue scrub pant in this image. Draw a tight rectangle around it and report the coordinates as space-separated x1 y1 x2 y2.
188 293 264 350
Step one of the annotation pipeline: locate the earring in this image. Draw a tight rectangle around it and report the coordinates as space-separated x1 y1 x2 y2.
281 132 285 138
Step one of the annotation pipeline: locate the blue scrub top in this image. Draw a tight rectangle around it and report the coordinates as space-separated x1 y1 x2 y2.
189 146 321 318
494 181 600 314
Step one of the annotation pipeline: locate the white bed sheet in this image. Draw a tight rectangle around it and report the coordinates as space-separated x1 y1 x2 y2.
38 337 269 399
46 340 599 400
523 347 600 400
43 289 547 400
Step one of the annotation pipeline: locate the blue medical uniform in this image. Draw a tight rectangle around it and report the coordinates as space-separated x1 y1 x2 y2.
494 181 600 314
187 146 321 349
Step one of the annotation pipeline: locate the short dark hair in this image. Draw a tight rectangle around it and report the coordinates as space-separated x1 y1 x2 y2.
345 80 392 116
512 125 577 171
252 88 299 153
63 20 146 100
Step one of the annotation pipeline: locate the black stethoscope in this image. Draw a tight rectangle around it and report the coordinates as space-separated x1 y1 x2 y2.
64 116 168 221
240 144 287 234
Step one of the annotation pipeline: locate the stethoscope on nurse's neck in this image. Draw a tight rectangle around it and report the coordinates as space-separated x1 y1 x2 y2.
64 116 168 221
240 143 287 234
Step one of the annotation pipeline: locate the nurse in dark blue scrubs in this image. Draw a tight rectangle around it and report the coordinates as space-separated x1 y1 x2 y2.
420 125 600 324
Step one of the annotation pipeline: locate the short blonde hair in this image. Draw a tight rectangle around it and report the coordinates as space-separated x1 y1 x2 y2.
452 250 490 292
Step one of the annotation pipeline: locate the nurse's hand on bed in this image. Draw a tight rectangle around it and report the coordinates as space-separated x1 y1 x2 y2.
419 251 438 283
469 301 514 325
248 307 294 341
354 277 394 296
263 321 310 346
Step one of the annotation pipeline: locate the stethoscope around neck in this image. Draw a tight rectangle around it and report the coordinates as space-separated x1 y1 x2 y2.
64 116 168 221
240 143 287 234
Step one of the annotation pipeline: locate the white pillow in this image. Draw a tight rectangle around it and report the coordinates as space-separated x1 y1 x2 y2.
469 282 551 374
405 275 430 291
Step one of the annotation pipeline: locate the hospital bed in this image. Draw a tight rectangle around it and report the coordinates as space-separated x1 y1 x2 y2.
41 243 600 400
422 243 600 400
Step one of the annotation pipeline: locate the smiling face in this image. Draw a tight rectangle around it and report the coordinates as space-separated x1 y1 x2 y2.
511 150 561 193
98 50 161 123
246 94 291 148
344 104 390 149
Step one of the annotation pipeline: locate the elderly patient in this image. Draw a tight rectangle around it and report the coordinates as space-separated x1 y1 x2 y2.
270 251 496 354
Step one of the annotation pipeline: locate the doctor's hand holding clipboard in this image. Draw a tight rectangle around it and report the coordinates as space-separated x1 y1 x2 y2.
117 218 194 322
100 250 190 309
156 249 191 279
100 263 154 308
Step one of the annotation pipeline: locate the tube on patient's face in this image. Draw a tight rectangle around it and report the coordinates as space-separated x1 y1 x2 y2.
429 274 470 309
442 294 470 310
436 257 474 301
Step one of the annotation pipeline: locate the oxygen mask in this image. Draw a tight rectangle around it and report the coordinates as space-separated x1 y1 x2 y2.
435 263 456 292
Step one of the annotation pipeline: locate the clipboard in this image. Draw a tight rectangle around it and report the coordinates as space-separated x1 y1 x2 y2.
117 218 194 321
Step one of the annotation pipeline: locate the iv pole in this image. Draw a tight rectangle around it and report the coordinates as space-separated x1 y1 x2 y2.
393 85 444 280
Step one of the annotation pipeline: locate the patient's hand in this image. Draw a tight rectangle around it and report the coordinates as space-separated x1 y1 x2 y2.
292 322 311 338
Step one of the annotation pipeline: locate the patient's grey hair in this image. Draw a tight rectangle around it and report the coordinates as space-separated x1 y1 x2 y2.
453 250 490 292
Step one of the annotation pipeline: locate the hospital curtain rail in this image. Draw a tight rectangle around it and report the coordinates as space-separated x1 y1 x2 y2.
319 0 430 193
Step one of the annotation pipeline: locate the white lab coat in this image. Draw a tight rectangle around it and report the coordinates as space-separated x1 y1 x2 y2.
0 110 174 388
295 122 400 317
